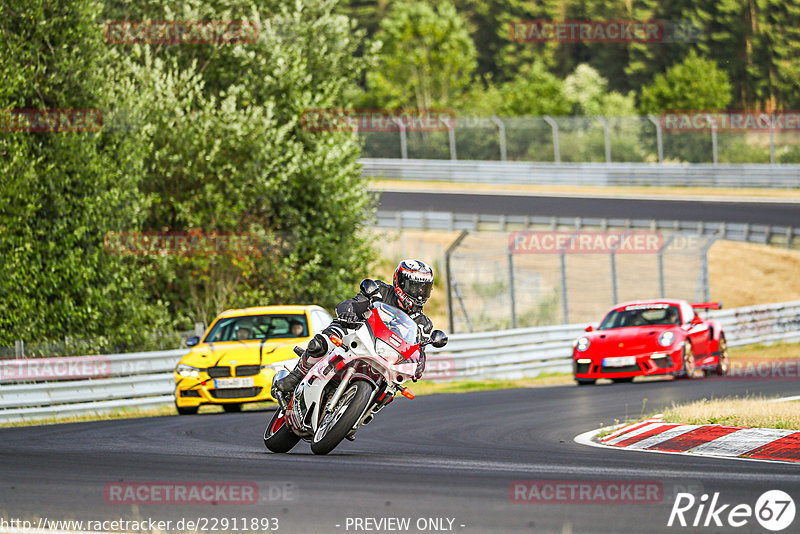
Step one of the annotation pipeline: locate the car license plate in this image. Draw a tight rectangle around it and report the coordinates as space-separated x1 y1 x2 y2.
603 356 636 367
214 377 254 389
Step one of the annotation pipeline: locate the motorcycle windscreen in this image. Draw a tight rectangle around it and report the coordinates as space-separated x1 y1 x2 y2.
373 302 419 344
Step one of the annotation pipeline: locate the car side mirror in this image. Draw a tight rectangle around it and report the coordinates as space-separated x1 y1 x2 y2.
360 279 381 301
430 330 448 348
585 325 594 332
185 336 200 347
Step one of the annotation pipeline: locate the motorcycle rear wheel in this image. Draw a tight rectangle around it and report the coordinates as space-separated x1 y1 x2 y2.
264 409 300 453
311 381 373 455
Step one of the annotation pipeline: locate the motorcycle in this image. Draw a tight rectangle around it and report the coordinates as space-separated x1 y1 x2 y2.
263 280 448 455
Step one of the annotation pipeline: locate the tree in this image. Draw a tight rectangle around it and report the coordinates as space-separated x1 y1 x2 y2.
0 0 168 349
564 64 637 116
497 61 571 116
639 50 733 113
366 1 477 109
105 0 376 324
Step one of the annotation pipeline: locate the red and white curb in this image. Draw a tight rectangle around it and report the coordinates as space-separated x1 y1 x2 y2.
575 416 800 464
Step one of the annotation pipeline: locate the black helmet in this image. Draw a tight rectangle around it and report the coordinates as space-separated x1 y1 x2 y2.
393 259 434 312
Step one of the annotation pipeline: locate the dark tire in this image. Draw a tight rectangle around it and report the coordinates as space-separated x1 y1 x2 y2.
713 336 730 376
264 409 301 453
311 381 373 455
222 403 242 413
612 377 635 384
176 404 198 415
575 379 596 386
675 342 696 379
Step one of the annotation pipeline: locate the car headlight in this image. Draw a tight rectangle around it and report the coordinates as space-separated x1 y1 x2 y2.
176 364 202 378
375 340 402 365
574 337 591 352
658 331 676 347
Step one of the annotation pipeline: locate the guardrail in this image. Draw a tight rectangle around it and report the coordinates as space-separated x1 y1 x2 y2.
1 301 799 422
425 300 800 381
360 158 800 189
375 210 800 249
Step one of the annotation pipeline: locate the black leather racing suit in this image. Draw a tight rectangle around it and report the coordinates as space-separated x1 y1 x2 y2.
297 280 433 379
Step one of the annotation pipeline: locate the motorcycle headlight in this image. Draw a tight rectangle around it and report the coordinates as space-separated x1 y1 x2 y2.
658 331 676 347
375 340 402 365
176 364 202 377
575 337 591 352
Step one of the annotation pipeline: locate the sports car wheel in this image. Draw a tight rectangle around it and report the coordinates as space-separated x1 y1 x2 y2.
675 342 696 379
713 336 730 376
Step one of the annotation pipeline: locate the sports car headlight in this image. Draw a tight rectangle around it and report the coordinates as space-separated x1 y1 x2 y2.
575 337 590 352
658 331 676 347
176 364 202 377
375 340 402 365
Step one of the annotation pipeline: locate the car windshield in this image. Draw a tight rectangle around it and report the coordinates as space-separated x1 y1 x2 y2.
203 314 308 342
374 302 419 344
598 305 681 330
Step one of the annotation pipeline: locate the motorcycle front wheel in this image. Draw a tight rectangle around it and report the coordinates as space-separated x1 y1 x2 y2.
264 409 301 453
311 381 373 455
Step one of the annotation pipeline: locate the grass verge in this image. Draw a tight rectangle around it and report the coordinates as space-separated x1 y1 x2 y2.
662 395 800 430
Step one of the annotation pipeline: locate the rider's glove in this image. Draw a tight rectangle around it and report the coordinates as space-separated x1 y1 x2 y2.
337 310 361 328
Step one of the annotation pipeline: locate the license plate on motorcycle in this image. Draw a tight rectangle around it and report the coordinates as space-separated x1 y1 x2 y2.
214 377 255 389
603 356 636 367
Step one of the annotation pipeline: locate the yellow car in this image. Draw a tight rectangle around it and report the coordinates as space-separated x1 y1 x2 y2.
174 305 333 415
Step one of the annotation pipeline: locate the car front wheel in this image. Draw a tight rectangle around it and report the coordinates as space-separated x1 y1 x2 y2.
675 342 696 379
713 336 730 376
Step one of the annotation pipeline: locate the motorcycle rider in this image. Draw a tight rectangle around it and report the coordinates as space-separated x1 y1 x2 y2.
274 259 435 394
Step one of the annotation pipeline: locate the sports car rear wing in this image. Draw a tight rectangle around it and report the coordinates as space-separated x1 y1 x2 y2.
690 301 722 310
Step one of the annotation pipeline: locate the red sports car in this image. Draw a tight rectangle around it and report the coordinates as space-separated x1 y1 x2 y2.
572 299 729 385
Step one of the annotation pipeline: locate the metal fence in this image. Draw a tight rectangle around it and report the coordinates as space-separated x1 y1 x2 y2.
443 230 715 333
360 158 800 188
374 211 800 249
2 300 798 422
359 115 800 165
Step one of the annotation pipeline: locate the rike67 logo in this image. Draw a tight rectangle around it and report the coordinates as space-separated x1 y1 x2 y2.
668 490 796 531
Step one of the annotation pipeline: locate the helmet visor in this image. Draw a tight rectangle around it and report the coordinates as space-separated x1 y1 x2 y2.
401 279 432 301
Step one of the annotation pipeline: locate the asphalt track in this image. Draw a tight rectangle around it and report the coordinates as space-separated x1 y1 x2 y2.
377 191 800 226
1 377 799 534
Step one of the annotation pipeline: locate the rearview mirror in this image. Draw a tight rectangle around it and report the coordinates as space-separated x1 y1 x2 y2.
430 330 448 348
360 278 381 300
185 336 200 347
585 325 594 332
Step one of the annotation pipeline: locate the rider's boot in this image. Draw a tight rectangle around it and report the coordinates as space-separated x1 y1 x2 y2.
273 334 329 394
